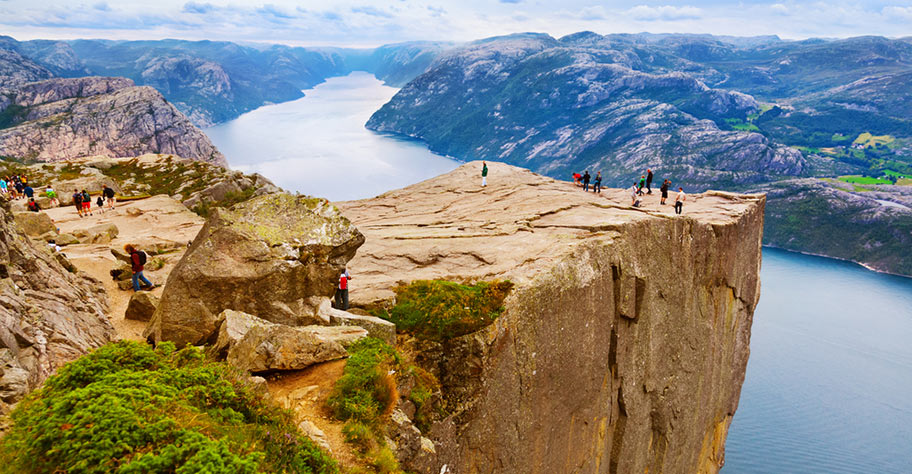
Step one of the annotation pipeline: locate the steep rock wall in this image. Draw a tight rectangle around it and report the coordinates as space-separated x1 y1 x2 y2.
339 161 764 473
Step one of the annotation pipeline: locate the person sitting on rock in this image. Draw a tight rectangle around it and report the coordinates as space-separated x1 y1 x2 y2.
0 178 8 196
125 244 155 292
73 189 84 217
27 198 40 212
335 268 352 310
573 172 582 186
102 185 116 209
45 186 59 207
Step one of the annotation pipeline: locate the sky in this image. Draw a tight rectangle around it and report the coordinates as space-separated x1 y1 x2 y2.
0 0 910 47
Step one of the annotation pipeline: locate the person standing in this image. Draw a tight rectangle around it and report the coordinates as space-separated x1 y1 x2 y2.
125 244 154 291
81 190 92 216
23 184 34 199
593 171 602 193
675 187 686 215
660 179 670 205
582 171 591 192
96 195 105 214
73 189 84 217
0 178 7 196
646 169 654 194
481 161 488 187
45 186 59 207
630 182 641 207
637 175 646 195
335 268 352 310
103 185 116 209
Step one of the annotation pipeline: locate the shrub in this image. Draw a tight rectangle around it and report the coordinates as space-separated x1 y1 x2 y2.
327 338 400 427
378 279 514 341
0 341 337 474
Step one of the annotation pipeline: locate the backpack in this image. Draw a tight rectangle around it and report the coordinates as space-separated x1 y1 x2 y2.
82 191 90 202
137 251 147 266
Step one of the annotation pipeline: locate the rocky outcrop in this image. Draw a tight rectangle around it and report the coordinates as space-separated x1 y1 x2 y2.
0 48 51 87
12 212 56 237
0 198 115 410
338 162 764 473
0 77 226 166
756 178 912 276
124 292 159 321
144 193 365 347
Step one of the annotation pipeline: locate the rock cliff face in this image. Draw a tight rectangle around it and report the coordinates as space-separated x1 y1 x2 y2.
0 77 226 166
0 199 115 411
338 162 764 473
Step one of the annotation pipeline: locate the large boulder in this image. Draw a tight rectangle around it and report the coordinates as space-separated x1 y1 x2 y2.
13 212 56 237
227 323 367 373
144 193 365 346
74 223 118 244
124 292 159 321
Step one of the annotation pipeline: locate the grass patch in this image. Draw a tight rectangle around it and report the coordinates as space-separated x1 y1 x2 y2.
0 341 338 474
853 132 894 148
327 338 440 473
375 280 514 341
838 175 892 185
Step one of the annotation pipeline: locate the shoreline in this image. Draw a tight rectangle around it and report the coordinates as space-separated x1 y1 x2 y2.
761 244 912 280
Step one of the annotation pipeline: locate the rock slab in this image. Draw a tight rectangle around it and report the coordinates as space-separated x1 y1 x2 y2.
124 292 159 321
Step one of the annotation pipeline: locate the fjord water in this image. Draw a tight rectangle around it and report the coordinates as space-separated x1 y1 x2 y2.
724 248 912 473
205 72 459 201
204 73 912 472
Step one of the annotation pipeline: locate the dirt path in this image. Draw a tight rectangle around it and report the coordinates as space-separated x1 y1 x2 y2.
42 195 205 340
267 360 363 470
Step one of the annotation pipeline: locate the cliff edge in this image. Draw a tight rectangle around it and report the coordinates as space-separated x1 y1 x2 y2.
338 161 764 473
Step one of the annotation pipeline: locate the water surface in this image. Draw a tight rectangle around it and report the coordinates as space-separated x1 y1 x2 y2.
724 248 912 473
205 72 459 201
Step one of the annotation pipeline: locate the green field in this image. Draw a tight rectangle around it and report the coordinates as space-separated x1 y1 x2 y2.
853 132 894 148
838 175 892 185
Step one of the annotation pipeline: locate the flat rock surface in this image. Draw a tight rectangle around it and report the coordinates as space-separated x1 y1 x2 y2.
337 161 764 304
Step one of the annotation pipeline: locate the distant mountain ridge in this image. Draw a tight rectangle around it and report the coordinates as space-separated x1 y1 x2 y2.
0 36 454 126
0 76 225 165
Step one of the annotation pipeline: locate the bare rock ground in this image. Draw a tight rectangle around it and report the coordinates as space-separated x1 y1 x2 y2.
42 194 204 340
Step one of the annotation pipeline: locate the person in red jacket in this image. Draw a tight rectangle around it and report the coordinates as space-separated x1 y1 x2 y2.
124 244 155 291
335 268 352 310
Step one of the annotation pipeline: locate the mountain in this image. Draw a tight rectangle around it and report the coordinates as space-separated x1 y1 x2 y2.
367 33 805 189
0 47 52 87
0 76 225 165
1 36 454 127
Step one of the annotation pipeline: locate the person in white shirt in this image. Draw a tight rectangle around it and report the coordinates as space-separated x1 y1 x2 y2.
630 183 641 207
675 187 686 214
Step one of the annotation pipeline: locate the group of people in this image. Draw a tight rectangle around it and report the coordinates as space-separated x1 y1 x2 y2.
72 185 117 217
0 174 30 200
628 168 686 214
572 171 603 193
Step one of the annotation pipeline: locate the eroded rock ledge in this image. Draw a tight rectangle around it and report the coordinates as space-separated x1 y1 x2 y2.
338 161 764 473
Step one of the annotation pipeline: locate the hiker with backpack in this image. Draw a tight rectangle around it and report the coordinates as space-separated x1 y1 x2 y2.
125 244 155 291
481 161 488 187
335 268 352 310
593 171 602 193
27 198 40 212
73 189 84 217
81 190 93 216
102 185 116 209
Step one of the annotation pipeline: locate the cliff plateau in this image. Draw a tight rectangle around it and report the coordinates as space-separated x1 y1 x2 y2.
338 162 764 472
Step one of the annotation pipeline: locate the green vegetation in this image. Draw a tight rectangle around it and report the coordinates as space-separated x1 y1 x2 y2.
0 103 28 130
0 341 337 474
724 118 760 132
374 280 514 341
327 338 439 473
192 186 258 217
853 132 894 148
838 175 893 185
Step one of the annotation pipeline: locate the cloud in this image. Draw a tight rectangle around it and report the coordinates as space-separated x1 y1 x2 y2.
882 5 912 21
579 6 607 21
627 5 702 21
427 6 446 18
499 0 522 3
93 2 111 12
352 6 393 18
182 2 215 15
255 4 297 21
770 3 789 15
